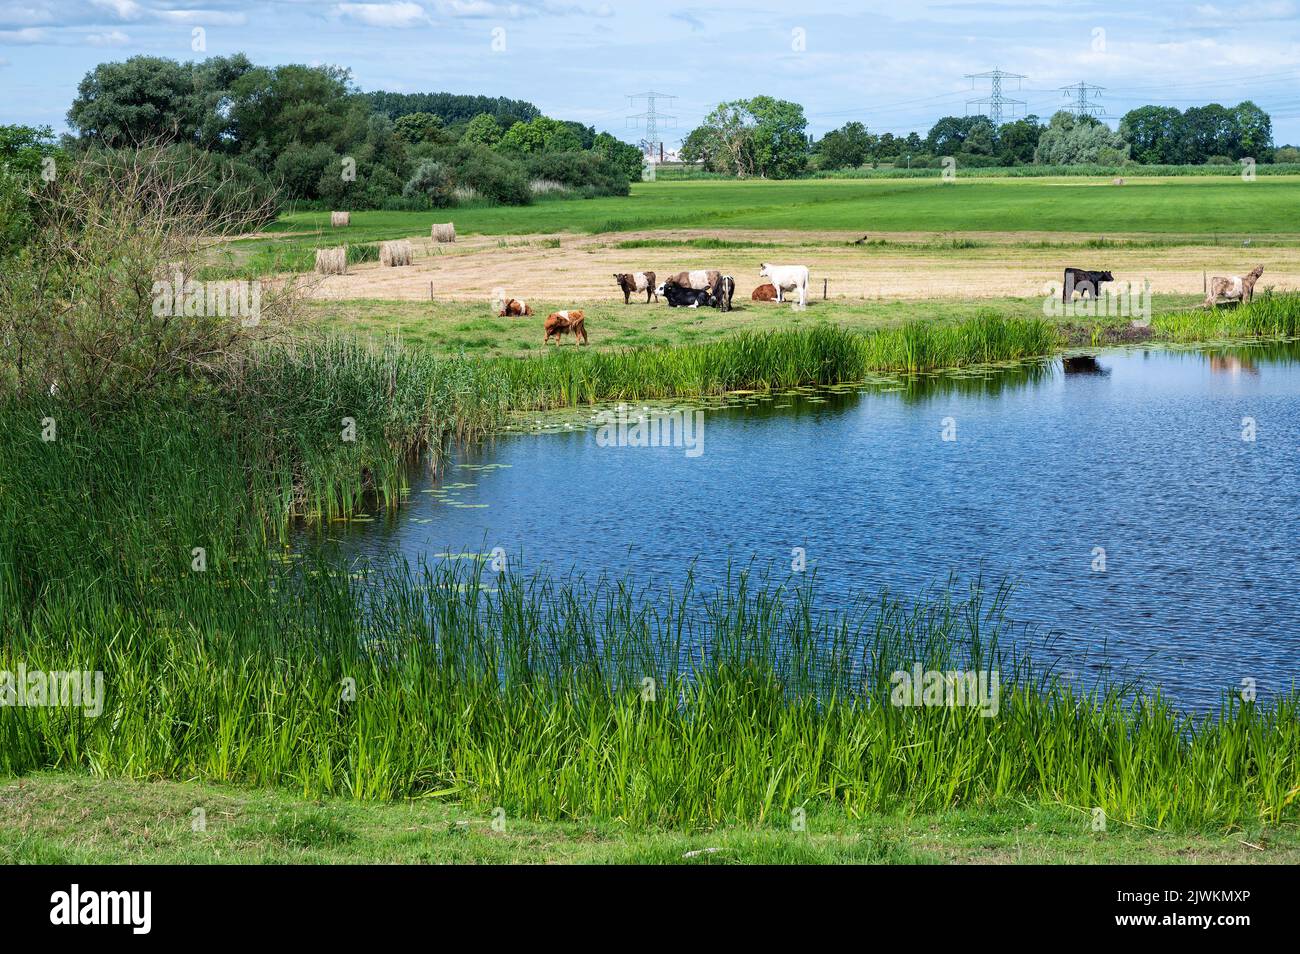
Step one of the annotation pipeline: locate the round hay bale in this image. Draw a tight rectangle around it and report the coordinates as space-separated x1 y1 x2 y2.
1112 177 1125 186
432 222 456 243
379 240 413 267
330 211 350 227
315 246 348 275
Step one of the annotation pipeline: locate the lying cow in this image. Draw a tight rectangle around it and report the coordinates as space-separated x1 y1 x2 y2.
1062 268 1114 302
1204 265 1264 308
711 274 736 312
663 281 714 308
497 298 533 317
751 283 777 301
544 309 588 345
759 263 809 307
614 271 657 304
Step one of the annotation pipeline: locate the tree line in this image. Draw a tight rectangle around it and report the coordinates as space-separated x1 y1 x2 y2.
30 53 644 213
681 96 1289 177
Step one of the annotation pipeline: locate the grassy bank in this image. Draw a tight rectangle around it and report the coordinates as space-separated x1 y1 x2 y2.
5 774 1296 865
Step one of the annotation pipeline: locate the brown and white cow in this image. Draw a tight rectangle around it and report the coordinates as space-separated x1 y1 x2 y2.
751 283 778 301
497 298 533 317
1203 265 1264 307
657 270 722 296
614 271 657 304
544 309 588 345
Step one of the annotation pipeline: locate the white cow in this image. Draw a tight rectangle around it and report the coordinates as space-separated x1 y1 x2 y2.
759 263 809 307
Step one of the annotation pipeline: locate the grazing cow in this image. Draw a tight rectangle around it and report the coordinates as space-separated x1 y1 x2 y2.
759 263 809 307
497 298 533 317
751 283 778 301
544 309 588 345
1062 268 1114 302
1204 265 1264 307
711 274 736 312
663 281 714 308
614 271 657 304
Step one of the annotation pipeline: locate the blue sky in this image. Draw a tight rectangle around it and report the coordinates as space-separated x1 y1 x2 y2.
3 0 1300 143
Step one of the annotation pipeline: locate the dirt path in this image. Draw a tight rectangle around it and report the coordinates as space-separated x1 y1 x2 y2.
307 228 1300 304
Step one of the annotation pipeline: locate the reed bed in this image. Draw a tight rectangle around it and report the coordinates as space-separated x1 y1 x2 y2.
1 555 1295 827
494 314 1057 409
1153 291 1300 341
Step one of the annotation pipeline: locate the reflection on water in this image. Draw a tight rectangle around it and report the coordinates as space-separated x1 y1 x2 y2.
315 342 1300 710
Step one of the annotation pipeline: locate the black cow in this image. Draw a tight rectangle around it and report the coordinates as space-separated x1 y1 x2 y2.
1063 268 1114 302
663 281 714 308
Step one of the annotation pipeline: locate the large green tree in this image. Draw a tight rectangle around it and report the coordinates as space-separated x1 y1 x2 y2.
684 97 808 178
815 121 872 170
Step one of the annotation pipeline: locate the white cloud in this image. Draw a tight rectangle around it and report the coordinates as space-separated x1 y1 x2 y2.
0 26 47 41
155 9 247 26
90 0 142 20
86 27 130 43
335 2 428 26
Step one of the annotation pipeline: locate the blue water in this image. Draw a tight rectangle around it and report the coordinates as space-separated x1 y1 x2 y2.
332 343 1300 709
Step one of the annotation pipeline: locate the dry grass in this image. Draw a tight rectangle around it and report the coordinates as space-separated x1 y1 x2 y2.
303 228 1300 303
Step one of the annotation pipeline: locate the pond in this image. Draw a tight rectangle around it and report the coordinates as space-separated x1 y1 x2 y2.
329 342 1300 710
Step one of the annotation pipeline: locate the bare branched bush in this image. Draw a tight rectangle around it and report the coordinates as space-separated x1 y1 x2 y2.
0 143 305 407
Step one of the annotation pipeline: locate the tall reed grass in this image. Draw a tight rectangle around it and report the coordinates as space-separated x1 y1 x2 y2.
1153 291 1300 341
494 315 1057 409
2 557 1295 827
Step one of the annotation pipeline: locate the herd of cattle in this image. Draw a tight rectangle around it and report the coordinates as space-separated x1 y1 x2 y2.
496 260 1268 345
1063 264 1265 307
496 262 813 345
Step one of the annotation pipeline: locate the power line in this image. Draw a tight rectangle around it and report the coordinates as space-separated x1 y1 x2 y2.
965 68 1026 126
626 91 677 160
1059 81 1106 118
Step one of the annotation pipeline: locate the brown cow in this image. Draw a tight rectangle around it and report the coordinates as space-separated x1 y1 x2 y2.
544 309 588 345
1203 265 1264 307
751 283 778 301
497 298 533 317
614 271 657 304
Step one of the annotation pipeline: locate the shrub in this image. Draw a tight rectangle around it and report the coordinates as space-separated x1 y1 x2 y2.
402 159 454 207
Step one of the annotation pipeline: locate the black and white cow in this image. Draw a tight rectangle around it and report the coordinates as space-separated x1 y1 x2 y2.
663 280 714 308
711 274 735 312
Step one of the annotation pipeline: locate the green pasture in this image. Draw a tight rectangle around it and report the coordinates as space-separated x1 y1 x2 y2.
263 176 1300 245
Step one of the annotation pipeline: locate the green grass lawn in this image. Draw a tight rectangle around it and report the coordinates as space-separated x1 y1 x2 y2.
305 294 1205 358
269 177 1300 243
3 774 1293 864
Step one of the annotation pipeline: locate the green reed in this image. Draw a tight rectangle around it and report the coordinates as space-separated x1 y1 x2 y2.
1153 291 1300 341
494 314 1057 409
1 556 1295 828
